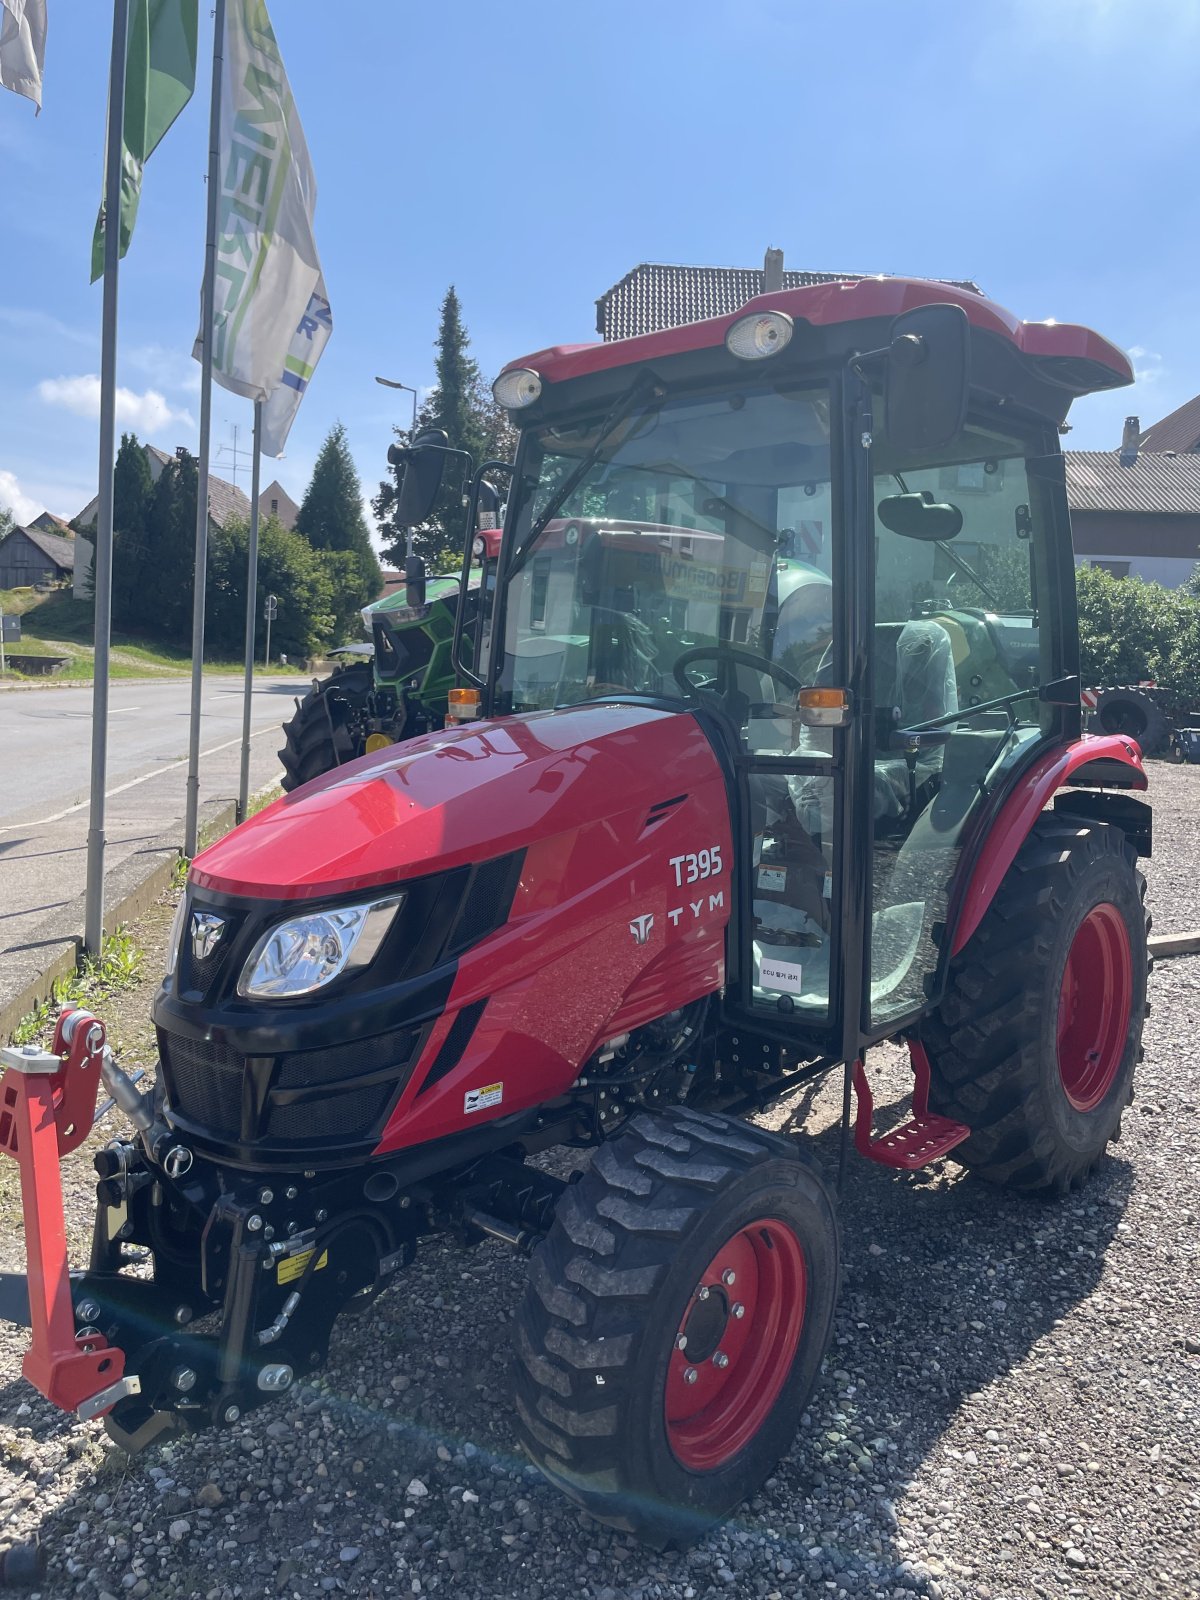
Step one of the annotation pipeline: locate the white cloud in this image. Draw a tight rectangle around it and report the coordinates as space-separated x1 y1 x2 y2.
126 343 203 396
1127 346 1166 388
36 374 194 434
0 469 46 525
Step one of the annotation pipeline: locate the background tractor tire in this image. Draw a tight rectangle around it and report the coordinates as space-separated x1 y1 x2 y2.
513 1108 839 1545
922 816 1148 1195
278 661 374 792
1090 685 1169 755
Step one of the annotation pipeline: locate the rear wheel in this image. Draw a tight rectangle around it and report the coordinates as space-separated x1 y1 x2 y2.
1091 685 1168 755
513 1109 839 1544
922 817 1148 1193
278 661 374 792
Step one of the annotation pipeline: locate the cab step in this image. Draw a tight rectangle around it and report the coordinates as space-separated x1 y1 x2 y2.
851 1044 970 1170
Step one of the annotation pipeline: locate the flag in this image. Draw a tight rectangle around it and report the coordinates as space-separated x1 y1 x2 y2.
195 0 325 405
90 0 198 282
260 274 332 458
0 0 46 109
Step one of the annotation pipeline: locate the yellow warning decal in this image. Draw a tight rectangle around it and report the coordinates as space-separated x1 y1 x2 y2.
277 1247 328 1285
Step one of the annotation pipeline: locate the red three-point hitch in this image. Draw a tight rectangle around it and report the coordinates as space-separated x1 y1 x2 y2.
0 1009 137 1418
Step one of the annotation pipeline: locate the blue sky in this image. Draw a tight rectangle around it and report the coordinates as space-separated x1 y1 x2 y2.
1 0 1197 546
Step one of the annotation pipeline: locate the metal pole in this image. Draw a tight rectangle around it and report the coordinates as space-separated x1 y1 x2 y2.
265 610 272 668
183 0 225 858
236 401 263 825
83 0 131 957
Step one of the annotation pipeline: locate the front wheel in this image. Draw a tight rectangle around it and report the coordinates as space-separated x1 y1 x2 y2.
277 661 375 792
513 1109 839 1544
922 816 1148 1194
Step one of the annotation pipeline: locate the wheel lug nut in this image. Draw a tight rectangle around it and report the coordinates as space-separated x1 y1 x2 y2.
697 1285 711 1301
675 1334 688 1351
732 1302 745 1319
713 1350 730 1369
683 1367 698 1385
722 1269 736 1287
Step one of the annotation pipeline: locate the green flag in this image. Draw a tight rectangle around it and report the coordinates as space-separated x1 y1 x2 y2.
90 0 199 283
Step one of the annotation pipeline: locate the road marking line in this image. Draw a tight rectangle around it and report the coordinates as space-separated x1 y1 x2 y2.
0 726 280 832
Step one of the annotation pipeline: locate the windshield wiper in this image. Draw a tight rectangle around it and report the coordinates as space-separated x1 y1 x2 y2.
526 371 665 548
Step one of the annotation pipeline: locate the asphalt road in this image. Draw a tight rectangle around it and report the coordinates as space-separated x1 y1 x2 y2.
0 674 301 980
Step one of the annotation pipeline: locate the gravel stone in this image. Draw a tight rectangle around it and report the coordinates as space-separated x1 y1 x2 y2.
0 778 1198 1597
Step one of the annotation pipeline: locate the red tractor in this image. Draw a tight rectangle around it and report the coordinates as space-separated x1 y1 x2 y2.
0 277 1149 1544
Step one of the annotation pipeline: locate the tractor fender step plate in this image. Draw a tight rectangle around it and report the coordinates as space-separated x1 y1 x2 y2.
851 1052 971 1171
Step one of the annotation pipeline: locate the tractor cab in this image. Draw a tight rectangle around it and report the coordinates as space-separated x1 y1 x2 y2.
426 279 1134 1064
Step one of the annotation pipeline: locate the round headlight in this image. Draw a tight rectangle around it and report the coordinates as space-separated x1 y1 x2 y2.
472 535 485 558
725 310 794 361
492 368 542 409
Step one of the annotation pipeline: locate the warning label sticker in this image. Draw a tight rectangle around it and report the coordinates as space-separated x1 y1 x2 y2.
277 1247 328 1286
760 957 805 995
757 867 787 894
464 1082 503 1115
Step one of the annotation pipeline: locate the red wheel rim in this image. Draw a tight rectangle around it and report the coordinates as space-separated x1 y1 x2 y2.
664 1218 807 1472
1056 903 1132 1111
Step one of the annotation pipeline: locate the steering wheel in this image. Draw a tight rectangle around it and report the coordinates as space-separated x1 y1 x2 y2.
673 644 803 700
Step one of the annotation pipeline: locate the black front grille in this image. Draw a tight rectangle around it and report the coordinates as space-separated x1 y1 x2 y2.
160 1033 243 1139
445 852 524 957
158 1024 421 1148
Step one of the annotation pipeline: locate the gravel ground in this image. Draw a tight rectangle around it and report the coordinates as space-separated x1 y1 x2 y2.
0 773 1197 1600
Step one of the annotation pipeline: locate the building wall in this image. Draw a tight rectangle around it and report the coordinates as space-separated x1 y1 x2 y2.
1070 510 1200 589
0 531 62 589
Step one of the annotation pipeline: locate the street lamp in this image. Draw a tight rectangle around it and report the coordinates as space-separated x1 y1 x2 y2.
375 375 418 434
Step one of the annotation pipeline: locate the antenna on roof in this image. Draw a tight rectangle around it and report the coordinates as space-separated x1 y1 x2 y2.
1119 416 1139 469
763 247 784 294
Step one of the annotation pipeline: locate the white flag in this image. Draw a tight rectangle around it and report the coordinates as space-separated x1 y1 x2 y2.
260 273 332 458
0 0 47 109
194 0 323 402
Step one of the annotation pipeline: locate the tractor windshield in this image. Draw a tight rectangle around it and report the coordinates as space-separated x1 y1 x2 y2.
493 383 834 716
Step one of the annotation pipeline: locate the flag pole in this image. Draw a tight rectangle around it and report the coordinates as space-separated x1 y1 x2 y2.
184 0 226 859
237 400 263 824
84 0 131 957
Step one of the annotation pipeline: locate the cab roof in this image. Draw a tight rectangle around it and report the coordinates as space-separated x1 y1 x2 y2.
502 276 1133 400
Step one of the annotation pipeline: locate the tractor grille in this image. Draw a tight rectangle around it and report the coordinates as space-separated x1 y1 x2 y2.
160 1033 243 1139
158 1026 421 1147
446 852 524 957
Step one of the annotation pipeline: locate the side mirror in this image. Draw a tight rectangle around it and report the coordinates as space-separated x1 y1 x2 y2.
404 554 427 610
388 427 450 525
885 304 970 453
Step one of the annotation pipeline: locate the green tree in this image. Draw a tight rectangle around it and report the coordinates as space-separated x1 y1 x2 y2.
208 515 337 661
373 286 518 571
142 448 199 641
111 434 154 627
0 504 13 538
295 423 381 629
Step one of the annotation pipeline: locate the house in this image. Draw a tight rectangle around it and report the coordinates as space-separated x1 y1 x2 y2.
28 510 74 539
73 443 253 597
1067 443 1200 587
259 479 300 530
0 524 75 589
1139 395 1200 455
595 250 981 340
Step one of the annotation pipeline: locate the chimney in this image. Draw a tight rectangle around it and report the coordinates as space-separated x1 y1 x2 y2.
1119 416 1139 468
763 247 784 294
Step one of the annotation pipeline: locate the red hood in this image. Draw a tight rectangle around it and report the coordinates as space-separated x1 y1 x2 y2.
192 704 712 901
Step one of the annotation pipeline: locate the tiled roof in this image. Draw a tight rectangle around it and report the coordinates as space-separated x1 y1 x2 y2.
1139 396 1200 454
30 510 73 536
5 524 76 569
1066 450 1200 515
207 472 251 530
595 262 983 341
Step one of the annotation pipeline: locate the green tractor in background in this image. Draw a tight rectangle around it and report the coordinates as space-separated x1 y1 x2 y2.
279 434 502 792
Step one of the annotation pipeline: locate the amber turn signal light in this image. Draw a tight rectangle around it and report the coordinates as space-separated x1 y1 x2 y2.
796 687 852 728
447 688 482 724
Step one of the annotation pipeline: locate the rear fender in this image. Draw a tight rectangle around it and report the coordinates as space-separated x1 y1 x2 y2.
949 735 1146 957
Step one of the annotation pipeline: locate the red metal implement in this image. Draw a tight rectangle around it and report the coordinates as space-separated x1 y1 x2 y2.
0 1010 135 1418
852 1042 970 1171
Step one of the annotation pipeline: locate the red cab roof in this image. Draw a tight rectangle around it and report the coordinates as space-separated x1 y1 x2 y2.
502 276 1133 393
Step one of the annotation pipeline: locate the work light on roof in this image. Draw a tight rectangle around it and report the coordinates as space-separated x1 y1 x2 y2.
725 310 794 361
492 368 542 409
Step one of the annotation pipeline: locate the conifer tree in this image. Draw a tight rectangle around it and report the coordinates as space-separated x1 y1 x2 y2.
295 423 382 622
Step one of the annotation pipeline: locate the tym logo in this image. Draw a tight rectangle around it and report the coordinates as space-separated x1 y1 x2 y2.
666 891 725 927
629 913 655 946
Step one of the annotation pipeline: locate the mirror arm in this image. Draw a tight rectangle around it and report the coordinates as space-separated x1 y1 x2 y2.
452 459 515 690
